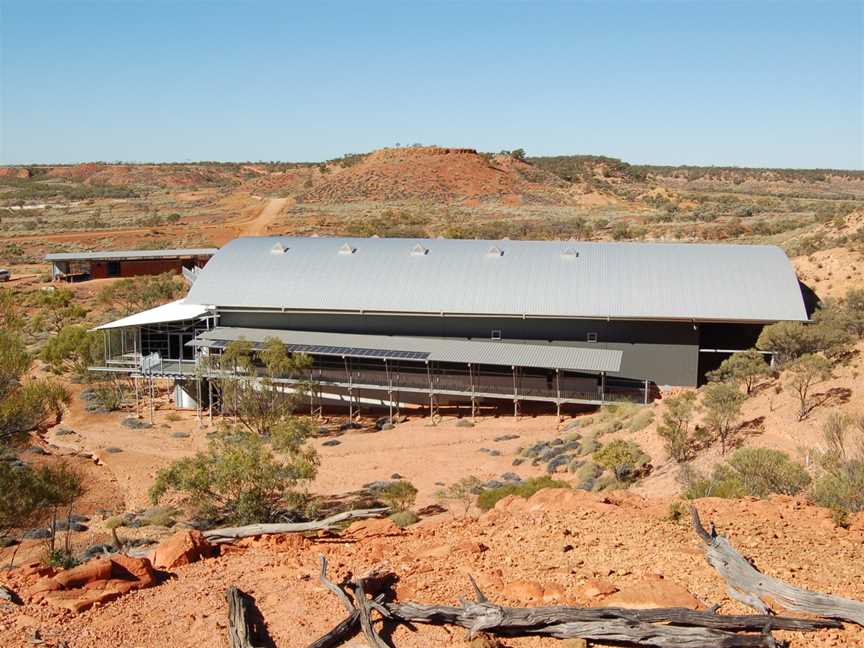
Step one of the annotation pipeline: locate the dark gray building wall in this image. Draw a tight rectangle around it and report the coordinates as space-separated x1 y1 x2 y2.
217 310 703 386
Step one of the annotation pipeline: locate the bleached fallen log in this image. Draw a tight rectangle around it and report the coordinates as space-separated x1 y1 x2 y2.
385 601 839 633
307 556 834 648
204 508 389 544
691 506 864 626
389 601 785 647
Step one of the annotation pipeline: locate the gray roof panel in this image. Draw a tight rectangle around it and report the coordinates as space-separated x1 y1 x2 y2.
46 248 218 262
196 327 622 373
185 236 807 322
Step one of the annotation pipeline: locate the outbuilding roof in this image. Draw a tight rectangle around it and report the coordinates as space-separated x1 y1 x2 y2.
94 300 209 330
45 248 218 262
185 236 809 323
194 327 623 373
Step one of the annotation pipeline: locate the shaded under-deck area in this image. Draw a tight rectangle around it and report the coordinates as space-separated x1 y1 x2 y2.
92 322 655 414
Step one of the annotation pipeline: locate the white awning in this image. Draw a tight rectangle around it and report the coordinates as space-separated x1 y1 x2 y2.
94 300 209 330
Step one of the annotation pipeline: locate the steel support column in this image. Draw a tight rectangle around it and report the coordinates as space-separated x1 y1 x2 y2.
555 369 561 419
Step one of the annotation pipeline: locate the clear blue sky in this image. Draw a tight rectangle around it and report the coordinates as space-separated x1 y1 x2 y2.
1 1 862 168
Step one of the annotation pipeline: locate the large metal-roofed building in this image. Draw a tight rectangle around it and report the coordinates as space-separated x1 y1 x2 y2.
90 236 809 415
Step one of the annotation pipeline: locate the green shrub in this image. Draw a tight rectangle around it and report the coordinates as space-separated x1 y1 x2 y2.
572 461 602 490
435 476 482 515
706 349 770 395
592 439 650 483
149 423 318 525
476 476 569 511
389 510 420 528
657 392 704 463
90 381 126 411
682 448 810 499
812 463 864 515
627 409 654 432
138 507 178 527
667 501 687 523
377 480 418 513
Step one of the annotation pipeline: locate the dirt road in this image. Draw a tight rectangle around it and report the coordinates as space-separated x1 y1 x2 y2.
243 197 291 236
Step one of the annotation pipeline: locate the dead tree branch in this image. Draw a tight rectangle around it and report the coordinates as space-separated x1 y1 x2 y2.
226 586 263 648
204 508 389 544
691 506 864 626
306 554 838 647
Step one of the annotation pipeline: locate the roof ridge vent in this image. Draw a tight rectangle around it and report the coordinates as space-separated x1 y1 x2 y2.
338 243 356 255
410 243 428 256
561 246 579 259
487 245 504 257
270 242 288 255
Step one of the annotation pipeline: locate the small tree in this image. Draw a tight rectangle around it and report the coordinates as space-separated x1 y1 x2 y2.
149 422 318 525
510 148 526 161
40 325 102 378
435 476 482 516
657 391 701 463
706 349 770 395
702 382 745 454
207 338 313 436
377 480 417 513
785 354 832 420
38 462 85 565
756 321 815 365
31 288 87 335
96 272 184 317
592 439 648 483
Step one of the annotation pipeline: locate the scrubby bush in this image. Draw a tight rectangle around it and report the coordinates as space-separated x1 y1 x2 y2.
627 408 654 432
435 476 482 515
757 308 854 365
30 288 87 335
682 448 810 499
476 476 568 511
40 325 102 378
702 382 745 454
811 413 864 516
378 480 418 513
592 439 650 483
149 423 318 525
88 380 127 412
389 510 420 528
571 461 602 490
656 392 711 463
96 272 184 317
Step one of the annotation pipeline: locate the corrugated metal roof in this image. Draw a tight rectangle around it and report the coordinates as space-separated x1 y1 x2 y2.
94 300 209 330
185 236 808 323
195 327 623 373
45 248 218 262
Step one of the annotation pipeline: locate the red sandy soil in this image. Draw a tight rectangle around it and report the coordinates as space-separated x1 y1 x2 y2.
1 491 862 647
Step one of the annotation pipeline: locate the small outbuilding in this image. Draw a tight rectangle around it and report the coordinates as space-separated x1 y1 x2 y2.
45 248 217 282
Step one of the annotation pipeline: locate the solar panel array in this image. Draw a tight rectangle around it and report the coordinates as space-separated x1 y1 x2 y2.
283 344 428 361
203 339 429 362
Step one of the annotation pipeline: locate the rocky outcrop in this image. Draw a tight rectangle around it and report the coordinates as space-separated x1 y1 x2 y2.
151 530 214 570
601 577 702 610
23 555 157 613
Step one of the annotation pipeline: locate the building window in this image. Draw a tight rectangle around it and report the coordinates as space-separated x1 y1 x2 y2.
587 332 598 343
107 261 121 277
491 329 502 341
